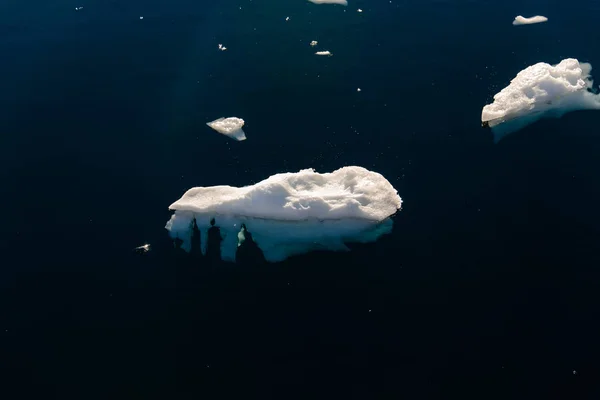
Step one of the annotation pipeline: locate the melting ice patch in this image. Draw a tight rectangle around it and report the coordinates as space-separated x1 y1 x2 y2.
513 15 548 25
481 58 600 142
165 166 402 262
207 117 246 141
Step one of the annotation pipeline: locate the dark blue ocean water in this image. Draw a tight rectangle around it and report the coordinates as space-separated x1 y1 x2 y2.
2 0 600 398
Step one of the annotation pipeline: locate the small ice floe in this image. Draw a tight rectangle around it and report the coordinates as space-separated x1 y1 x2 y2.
139 16 144 20
315 50 332 56
285 16 290 21
308 0 348 5
357 88 361 92
512 15 548 25
357 8 363 12
218 44 227 51
75 6 83 11
207 117 247 141
310 40 318 47
134 244 151 253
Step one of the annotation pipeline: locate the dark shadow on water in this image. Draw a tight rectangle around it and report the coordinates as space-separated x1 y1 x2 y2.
206 217 223 268
235 223 267 267
190 217 202 261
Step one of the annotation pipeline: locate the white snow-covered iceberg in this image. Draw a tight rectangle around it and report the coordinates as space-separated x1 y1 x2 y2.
165 166 402 263
308 0 348 5
512 15 548 25
207 117 246 141
481 58 600 142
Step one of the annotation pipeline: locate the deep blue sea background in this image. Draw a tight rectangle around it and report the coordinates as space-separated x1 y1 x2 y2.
2 0 600 398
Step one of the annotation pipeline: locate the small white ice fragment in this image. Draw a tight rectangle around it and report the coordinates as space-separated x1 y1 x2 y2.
357 88 361 92
512 15 548 25
315 51 332 56
357 8 363 12
135 243 151 253
139 16 144 20
75 6 83 11
308 0 348 5
218 44 227 51
285 16 290 21
310 40 318 47
207 117 247 141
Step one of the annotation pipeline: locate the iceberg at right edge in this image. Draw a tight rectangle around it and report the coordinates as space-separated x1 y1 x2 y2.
165 166 402 263
481 58 600 142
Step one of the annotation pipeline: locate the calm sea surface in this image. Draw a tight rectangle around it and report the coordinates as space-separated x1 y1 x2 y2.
1 0 599 398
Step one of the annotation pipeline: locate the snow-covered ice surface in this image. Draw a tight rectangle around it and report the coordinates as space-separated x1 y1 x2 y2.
206 117 246 141
315 51 332 56
308 0 348 5
512 15 548 25
165 166 402 262
481 58 600 142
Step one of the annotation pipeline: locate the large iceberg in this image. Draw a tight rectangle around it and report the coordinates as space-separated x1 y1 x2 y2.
165 166 402 262
481 58 600 142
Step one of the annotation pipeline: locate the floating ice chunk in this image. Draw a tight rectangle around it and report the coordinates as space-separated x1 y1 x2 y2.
75 6 83 11
481 58 600 142
513 15 548 25
165 166 402 262
218 44 227 51
310 40 318 47
357 88 361 92
134 244 151 253
315 51 332 56
308 0 348 5
357 8 363 12
285 16 290 21
207 117 246 141
139 16 144 20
